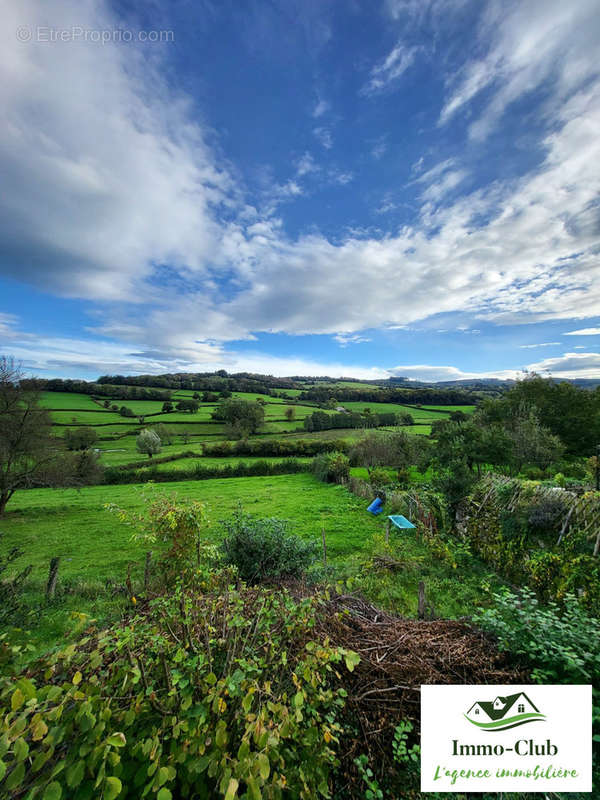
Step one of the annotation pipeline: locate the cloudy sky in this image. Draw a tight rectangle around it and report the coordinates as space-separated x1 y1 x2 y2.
1 0 600 382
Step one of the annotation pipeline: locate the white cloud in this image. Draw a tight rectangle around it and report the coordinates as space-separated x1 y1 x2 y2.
312 98 330 118
519 342 561 348
363 43 420 95
527 351 600 378
296 152 319 177
388 364 519 382
371 138 388 160
439 0 600 140
564 328 600 336
0 0 235 302
313 127 333 149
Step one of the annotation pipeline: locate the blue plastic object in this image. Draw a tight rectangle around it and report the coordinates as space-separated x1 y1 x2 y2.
367 497 384 515
388 514 416 530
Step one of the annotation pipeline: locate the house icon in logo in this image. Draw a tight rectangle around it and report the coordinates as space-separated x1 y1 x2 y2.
465 692 545 731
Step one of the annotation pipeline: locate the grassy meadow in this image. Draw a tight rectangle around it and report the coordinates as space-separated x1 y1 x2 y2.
3 384 487 652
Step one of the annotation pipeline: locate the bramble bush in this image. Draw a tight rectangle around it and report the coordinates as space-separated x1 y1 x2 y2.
0 568 359 799
220 511 317 583
312 452 350 484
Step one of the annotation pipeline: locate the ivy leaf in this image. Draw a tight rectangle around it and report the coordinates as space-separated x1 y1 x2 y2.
104 776 122 800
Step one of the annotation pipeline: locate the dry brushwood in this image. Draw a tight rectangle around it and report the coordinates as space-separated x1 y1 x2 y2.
316 593 528 796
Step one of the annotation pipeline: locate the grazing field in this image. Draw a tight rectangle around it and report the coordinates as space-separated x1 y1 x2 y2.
4 472 503 651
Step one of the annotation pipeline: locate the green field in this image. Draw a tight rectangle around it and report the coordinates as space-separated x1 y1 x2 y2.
3 472 503 651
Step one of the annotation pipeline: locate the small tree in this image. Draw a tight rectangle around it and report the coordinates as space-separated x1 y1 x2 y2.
176 399 199 414
64 426 98 451
284 407 296 422
155 424 175 445
162 401 173 413
0 357 99 515
136 428 161 459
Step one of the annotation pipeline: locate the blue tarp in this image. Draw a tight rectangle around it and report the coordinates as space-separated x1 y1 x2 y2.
388 514 416 529
367 497 384 515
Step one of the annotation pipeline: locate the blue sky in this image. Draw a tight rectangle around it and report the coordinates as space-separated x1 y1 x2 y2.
1 0 600 381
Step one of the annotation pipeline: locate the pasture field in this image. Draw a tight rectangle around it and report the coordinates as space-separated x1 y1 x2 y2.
4 473 503 651
131 455 312 473
421 404 476 413
39 391 100 409
340 401 449 422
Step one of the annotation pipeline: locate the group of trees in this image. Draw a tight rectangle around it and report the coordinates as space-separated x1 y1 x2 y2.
211 398 265 438
21 377 171 402
298 385 476 406
97 370 299 394
303 410 413 432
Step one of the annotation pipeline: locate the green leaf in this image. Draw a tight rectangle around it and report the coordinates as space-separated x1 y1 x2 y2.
246 775 262 800
257 752 270 780
104 776 122 800
157 789 172 800
66 759 86 788
0 761 5 782
6 761 25 790
224 777 239 800
344 650 360 672
42 781 63 800
157 767 170 787
14 737 29 762
11 688 25 712
106 732 126 748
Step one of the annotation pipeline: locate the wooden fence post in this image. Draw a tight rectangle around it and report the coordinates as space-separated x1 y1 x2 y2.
46 557 60 600
418 580 426 619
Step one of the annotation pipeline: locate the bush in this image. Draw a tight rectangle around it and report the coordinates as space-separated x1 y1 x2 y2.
368 467 392 491
0 574 355 799
220 511 317 582
475 587 600 683
312 452 350 483
64 426 98 451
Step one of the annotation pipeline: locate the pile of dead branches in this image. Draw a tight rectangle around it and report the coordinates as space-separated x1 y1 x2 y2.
317 593 528 796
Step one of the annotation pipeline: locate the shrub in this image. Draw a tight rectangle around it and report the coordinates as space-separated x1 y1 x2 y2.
312 452 350 483
0 575 356 799
474 587 600 684
368 467 392 490
220 511 317 582
64 426 98 451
